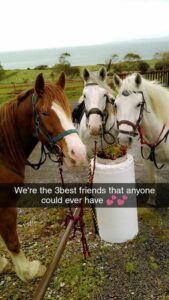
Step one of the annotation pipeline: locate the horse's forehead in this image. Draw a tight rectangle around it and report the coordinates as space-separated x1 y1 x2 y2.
121 77 137 90
84 85 106 95
51 102 71 127
117 92 142 103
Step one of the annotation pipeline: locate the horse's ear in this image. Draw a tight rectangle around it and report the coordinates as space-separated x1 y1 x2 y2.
99 67 107 81
83 68 90 82
35 73 45 96
57 72 66 89
113 73 122 90
135 73 142 87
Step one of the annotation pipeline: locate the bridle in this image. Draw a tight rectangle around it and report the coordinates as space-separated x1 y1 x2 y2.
117 91 146 137
32 93 78 148
84 82 116 144
27 93 78 168
116 90 146 137
84 83 112 126
116 90 169 169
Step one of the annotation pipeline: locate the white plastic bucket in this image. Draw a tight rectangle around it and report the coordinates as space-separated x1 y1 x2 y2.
91 154 138 243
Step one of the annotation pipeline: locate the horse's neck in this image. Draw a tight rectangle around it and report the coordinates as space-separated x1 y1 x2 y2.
16 96 38 159
141 104 166 142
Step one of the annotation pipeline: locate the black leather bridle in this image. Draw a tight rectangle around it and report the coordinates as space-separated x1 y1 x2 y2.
72 82 116 144
84 83 114 126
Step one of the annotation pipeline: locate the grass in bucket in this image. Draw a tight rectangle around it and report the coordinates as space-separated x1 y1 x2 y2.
97 144 127 160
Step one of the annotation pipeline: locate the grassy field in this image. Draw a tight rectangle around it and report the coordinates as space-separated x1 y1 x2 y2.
0 69 84 105
0 58 158 105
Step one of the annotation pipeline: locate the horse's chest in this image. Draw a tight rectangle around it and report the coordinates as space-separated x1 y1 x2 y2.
153 141 169 162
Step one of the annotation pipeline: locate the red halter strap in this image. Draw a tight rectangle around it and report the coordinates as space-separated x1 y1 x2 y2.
138 123 169 169
138 123 167 147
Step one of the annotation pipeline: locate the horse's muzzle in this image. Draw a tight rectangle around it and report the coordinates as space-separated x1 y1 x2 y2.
88 125 102 136
118 133 133 146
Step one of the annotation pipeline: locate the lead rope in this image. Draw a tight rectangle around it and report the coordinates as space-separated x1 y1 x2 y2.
88 141 99 236
59 167 91 259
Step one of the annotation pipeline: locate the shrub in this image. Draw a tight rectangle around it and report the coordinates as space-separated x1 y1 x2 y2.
52 64 80 77
50 71 55 81
155 61 169 70
53 63 70 74
0 64 5 80
138 61 149 73
154 62 163 71
65 66 80 77
34 65 48 70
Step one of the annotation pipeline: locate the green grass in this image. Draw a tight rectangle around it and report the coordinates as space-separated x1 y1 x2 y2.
0 69 83 104
0 58 162 105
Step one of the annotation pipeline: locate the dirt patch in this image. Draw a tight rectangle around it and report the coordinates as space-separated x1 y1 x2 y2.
0 111 169 299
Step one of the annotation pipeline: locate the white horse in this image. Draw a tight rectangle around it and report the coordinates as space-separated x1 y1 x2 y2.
73 67 117 156
113 72 169 199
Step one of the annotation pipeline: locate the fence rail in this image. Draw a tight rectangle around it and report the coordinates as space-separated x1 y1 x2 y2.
0 80 83 96
115 69 169 86
0 70 169 97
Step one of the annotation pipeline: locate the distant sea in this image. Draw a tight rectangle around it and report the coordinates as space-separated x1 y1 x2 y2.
0 37 169 70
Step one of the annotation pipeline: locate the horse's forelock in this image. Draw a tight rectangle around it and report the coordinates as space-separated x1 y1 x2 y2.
44 83 71 118
83 71 114 96
120 74 139 93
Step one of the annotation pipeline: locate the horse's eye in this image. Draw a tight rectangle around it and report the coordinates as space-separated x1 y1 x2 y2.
41 111 49 116
137 103 142 108
83 94 86 99
110 97 115 104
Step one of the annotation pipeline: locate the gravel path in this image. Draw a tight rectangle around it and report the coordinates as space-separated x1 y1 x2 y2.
24 135 169 300
0 100 168 300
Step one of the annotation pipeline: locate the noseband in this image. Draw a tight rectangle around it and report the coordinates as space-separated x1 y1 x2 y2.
32 93 78 154
84 83 114 125
117 91 146 137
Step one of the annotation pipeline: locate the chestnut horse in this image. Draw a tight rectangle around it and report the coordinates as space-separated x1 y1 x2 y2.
0 72 86 281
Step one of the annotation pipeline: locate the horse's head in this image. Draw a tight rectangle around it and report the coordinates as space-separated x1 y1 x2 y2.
82 67 110 136
113 73 146 145
32 73 86 166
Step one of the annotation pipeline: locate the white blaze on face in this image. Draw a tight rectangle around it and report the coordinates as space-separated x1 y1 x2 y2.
51 102 86 164
84 86 107 135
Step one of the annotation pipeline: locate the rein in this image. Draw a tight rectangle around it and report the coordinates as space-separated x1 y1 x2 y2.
26 143 64 170
27 93 78 169
138 124 169 169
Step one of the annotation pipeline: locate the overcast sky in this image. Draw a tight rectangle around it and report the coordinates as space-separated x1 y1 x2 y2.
1 0 169 52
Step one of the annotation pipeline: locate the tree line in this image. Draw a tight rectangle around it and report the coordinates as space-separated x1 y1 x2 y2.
0 51 169 81
106 51 169 74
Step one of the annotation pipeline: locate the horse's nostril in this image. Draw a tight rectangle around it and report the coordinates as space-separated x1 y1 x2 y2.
71 149 75 156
